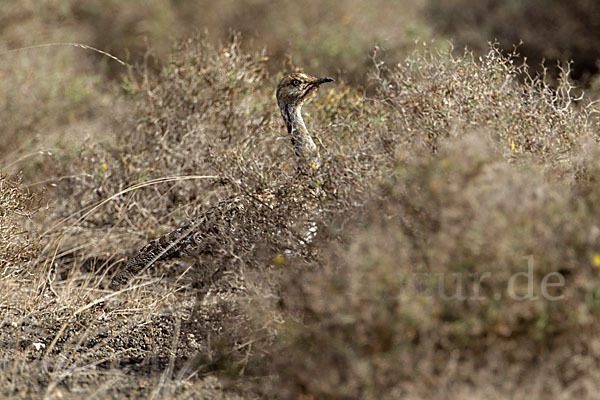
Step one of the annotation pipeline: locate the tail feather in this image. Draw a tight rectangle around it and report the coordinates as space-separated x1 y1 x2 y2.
111 196 250 289
111 220 201 289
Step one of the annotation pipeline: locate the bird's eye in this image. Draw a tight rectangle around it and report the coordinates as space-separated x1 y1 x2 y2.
292 79 301 86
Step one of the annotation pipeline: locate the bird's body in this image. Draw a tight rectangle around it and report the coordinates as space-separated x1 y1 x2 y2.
112 72 333 288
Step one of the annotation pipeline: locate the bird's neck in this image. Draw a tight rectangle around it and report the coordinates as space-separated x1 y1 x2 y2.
281 101 320 168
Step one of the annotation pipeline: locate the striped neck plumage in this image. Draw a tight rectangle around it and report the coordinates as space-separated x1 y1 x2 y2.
280 100 320 168
276 73 333 169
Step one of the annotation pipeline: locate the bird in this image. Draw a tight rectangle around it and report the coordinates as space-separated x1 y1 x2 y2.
276 73 334 168
110 72 334 289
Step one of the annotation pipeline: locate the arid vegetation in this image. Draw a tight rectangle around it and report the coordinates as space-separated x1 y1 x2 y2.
2 1 600 399
426 0 600 86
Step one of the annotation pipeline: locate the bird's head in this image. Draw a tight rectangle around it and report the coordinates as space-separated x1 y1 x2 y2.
276 72 334 110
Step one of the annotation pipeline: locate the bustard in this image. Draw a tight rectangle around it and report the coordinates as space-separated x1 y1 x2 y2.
277 73 334 167
111 72 333 289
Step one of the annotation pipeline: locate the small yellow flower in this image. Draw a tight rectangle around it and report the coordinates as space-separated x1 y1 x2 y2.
273 254 285 265
102 163 108 170
311 163 317 169
510 142 515 151
593 254 600 268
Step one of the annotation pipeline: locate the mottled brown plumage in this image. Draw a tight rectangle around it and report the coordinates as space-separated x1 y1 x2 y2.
111 72 333 289
277 73 334 167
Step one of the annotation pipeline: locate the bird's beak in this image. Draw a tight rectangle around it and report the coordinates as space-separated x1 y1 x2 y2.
302 76 335 100
315 77 335 85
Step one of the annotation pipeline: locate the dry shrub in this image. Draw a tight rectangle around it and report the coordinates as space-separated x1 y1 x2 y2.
375 44 592 161
258 46 600 398
0 174 37 267
47 35 273 260
425 0 600 84
266 134 600 399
